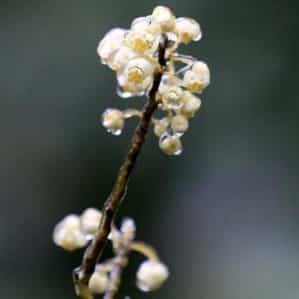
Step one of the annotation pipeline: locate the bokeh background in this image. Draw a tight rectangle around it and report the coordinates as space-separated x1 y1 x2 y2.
1 0 299 298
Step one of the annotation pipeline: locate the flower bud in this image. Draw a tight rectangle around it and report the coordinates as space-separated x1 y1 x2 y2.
183 61 210 92
121 218 136 242
137 260 169 292
151 6 175 32
161 86 184 110
125 30 154 53
108 46 137 72
102 109 124 136
97 28 127 63
154 118 169 137
159 133 183 156
180 92 202 118
80 208 102 236
53 215 87 251
89 271 109 294
175 17 202 44
171 115 189 135
117 57 154 94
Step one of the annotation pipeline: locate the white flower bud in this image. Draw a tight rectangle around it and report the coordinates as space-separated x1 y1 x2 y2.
154 117 169 137
175 17 202 44
137 260 169 292
89 271 109 294
108 46 137 72
171 115 189 135
97 28 127 63
159 133 183 156
151 6 175 32
161 86 184 110
80 208 102 236
131 16 151 31
102 109 124 136
180 92 202 118
53 215 87 251
121 218 136 241
183 61 210 92
125 30 154 53
117 57 154 94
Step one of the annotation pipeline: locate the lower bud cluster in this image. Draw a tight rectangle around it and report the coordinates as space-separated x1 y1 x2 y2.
53 210 169 294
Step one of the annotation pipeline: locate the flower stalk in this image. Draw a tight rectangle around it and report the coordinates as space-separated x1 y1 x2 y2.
73 36 167 299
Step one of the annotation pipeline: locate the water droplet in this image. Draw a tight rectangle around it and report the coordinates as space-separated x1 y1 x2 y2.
107 128 122 136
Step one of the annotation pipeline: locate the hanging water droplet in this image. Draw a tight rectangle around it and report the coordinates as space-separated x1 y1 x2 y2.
107 128 122 136
117 86 145 98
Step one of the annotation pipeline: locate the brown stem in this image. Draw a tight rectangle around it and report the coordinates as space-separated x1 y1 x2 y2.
74 36 168 298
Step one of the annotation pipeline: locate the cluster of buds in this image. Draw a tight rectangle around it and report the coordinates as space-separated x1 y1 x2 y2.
99 6 210 155
53 209 169 294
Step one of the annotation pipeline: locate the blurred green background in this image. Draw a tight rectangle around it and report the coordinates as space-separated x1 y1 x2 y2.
1 0 299 298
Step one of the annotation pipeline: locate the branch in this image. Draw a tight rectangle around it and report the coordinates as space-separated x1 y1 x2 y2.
74 36 168 298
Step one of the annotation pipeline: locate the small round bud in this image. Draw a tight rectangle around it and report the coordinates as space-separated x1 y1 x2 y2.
89 271 109 294
171 115 189 135
97 28 127 63
102 109 124 136
53 215 87 251
117 58 154 94
80 208 102 236
183 63 210 92
131 16 151 31
121 218 136 242
180 92 202 118
183 61 210 92
151 6 175 32
175 18 202 44
136 260 169 292
159 133 183 156
108 46 137 72
125 31 154 53
161 86 184 110
154 118 169 137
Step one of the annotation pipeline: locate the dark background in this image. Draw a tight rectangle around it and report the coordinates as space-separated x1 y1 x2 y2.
1 0 299 298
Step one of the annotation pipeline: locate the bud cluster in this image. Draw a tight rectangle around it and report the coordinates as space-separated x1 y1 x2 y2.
98 6 210 155
53 210 169 294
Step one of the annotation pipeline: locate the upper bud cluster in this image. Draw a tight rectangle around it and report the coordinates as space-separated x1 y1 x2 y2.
98 6 210 156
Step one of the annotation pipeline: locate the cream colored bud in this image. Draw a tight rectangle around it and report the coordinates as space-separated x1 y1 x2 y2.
108 46 137 72
102 109 124 136
161 86 184 110
183 61 210 91
89 271 109 294
131 16 151 31
180 92 202 118
151 6 175 32
154 118 169 137
117 58 154 94
125 31 154 53
183 63 210 92
53 215 87 251
159 133 183 156
80 208 102 235
171 115 189 135
137 260 169 292
175 17 202 44
121 218 136 241
97 28 127 63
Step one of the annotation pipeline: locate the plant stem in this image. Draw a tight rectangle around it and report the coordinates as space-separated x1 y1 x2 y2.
74 36 167 299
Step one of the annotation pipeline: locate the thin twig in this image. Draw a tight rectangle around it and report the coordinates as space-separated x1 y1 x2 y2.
103 239 130 299
74 36 168 298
